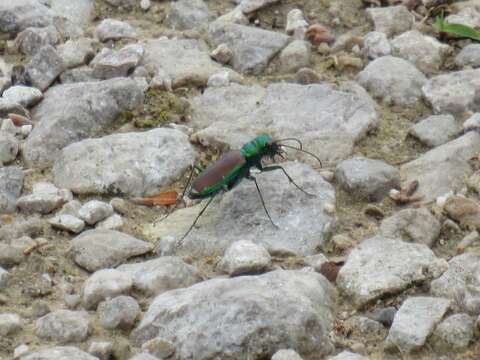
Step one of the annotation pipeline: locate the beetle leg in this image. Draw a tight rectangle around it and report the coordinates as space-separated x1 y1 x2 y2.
177 195 216 246
247 174 278 228
261 165 315 197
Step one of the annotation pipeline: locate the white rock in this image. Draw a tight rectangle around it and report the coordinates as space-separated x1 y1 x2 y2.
97 295 140 330
17 182 69 214
35 310 89 343
0 313 22 336
464 113 480 132
95 213 124 230
13 344 29 359
207 71 230 87
363 31 391 59
0 131 18 164
272 349 304 360
95 19 137 42
220 240 271 276
78 200 114 225
285 9 308 39
140 0 151 10
83 268 133 309
49 214 85 233
2 85 43 107
88 341 113 360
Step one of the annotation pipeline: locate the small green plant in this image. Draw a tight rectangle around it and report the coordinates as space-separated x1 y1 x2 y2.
433 14 480 41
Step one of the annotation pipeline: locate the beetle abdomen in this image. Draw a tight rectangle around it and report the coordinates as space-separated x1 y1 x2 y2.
190 150 246 198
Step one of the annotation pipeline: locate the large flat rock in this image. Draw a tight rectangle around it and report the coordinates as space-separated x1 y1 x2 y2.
0 0 56 35
131 270 336 359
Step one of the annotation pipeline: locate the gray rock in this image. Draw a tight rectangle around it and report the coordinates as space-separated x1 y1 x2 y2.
210 44 233 65
366 5 414 37
456 44 480 68
391 30 451 75
145 162 335 257
386 297 450 353
446 6 480 28
400 132 480 202
335 157 400 201
128 354 159 360
337 236 448 308
240 0 280 13
83 269 133 309
57 38 96 69
49 0 93 27
131 270 336 359
15 25 60 56
464 113 480 131
363 31 391 59
23 77 144 168
48 214 85 233
141 338 175 359
366 306 397 327
0 266 8 288
88 342 113 360
17 182 70 214
91 44 143 79
423 69 480 114
278 40 311 73
0 131 18 164
431 313 474 351
285 9 308 38
409 114 459 147
95 19 137 42
430 253 480 315
25 45 66 91
0 0 56 35
54 128 196 196
0 313 22 336
0 216 43 240
219 240 271 276
357 56 426 106
0 242 25 266
71 229 154 271
208 23 290 74
213 6 249 26
117 257 201 297
207 71 231 87
78 200 114 225
36 310 90 343
380 208 441 247
141 37 239 88
2 86 43 108
60 66 97 83
0 98 29 118
20 346 98 360
166 0 210 30
97 295 140 330
345 315 387 341
272 349 304 360
328 351 370 360
95 214 124 230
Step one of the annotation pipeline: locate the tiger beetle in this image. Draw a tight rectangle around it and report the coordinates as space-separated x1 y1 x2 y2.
178 134 323 243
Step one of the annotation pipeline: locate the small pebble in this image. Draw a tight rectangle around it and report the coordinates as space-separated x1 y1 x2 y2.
140 0 151 11
13 344 29 359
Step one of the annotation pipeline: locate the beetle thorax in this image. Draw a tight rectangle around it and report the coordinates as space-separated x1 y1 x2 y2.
240 134 273 159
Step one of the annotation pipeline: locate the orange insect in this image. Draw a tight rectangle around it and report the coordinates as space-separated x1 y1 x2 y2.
132 191 179 206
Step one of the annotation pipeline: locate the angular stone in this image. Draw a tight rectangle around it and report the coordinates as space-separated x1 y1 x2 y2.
380 208 441 247
78 200 114 225
386 297 450 353
117 257 201 297
88 342 113 360
15 25 60 56
219 240 271 276
464 113 480 132
57 38 96 69
166 0 210 30
95 19 137 42
337 236 448 308
20 346 98 360
208 23 290 74
145 162 335 257
60 66 97 83
0 313 22 336
25 45 66 91
0 0 56 35
366 5 414 37
277 40 311 73
2 86 43 108
95 214 124 230
83 269 133 309
23 78 144 167
0 131 18 164
16 182 69 214
431 313 474 351
48 214 85 233
285 9 308 38
363 31 391 59
357 56 426 106
71 229 154 271
131 270 336 359
97 295 140 330
409 114 459 148
54 128 195 196
91 44 143 79
36 310 90 343
456 44 480 68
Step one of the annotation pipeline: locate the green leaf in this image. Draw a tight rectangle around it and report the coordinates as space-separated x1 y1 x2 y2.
433 14 480 41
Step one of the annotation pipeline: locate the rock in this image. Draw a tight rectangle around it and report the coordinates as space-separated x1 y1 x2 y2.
60 66 97 83
409 114 459 147
357 56 426 106
0 242 25 266
446 6 480 28
141 338 175 359
20 346 98 360
36 310 90 343
14 344 29 359
146 162 335 257
431 313 474 351
95 214 124 230
0 166 24 214
208 23 290 74
456 44 480 68
48 214 85 233
337 236 448 308
366 306 397 327
140 0 151 11
391 30 451 75
71 229 153 271
328 351 370 360
278 40 311 73
464 113 480 132
2 86 43 108
104 0 136 7
400 132 480 202
385 297 450 353
240 0 280 13
83 269 133 309
97 295 140 330
335 157 400 201
366 5 414 37
141 38 238 88
0 131 18 164
430 253 480 315
88 342 113 360
444 195 480 229
25 45 66 91
15 25 60 56
64 294 81 309
422 69 480 114
110 198 128 215
0 0 56 35
54 128 195 196
23 77 144 167
17 182 70 214
213 6 249 26
210 44 233 65
95 19 137 42
49 0 92 27
219 240 271 276
131 270 336 359
345 315 387 341
380 208 441 247
57 38 96 69
166 0 210 30
0 266 8 288
0 216 44 240
78 200 114 225
207 71 230 87
363 31 391 59
117 257 201 296
129 354 160 360
0 99 29 118
91 44 143 79
0 313 22 336
272 349 304 360
295 67 321 84
285 9 308 39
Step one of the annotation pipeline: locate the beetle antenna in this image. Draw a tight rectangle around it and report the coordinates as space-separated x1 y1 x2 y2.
275 138 303 149
280 144 323 168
